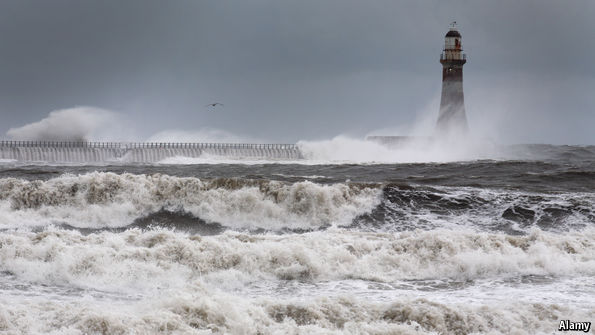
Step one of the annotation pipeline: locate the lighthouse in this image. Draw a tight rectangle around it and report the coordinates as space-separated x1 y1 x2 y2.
436 22 469 135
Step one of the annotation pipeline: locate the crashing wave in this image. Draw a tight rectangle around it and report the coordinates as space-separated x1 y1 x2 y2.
0 172 381 230
1 228 593 287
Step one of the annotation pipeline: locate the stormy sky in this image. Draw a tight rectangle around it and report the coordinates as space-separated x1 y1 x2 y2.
0 0 593 144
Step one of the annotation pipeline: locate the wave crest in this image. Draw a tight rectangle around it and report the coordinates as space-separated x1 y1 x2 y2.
0 172 381 230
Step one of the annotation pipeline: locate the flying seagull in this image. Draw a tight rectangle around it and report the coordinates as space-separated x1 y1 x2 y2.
205 103 224 107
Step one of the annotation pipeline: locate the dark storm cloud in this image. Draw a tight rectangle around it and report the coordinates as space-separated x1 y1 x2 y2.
0 0 593 143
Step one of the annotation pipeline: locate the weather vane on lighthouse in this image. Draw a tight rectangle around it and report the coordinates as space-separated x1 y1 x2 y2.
436 21 469 136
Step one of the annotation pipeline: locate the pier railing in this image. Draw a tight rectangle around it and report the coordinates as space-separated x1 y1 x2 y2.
0 141 299 150
0 141 303 162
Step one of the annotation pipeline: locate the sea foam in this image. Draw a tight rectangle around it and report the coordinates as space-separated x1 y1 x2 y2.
1 228 593 291
0 232 593 335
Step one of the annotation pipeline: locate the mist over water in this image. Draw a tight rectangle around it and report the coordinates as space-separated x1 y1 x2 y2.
2 105 514 165
298 135 500 163
147 128 264 144
4 104 562 165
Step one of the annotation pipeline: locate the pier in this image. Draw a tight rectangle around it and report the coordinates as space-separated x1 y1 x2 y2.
0 141 303 162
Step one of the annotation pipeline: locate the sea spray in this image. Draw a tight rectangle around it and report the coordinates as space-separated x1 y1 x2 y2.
6 107 124 142
297 135 500 163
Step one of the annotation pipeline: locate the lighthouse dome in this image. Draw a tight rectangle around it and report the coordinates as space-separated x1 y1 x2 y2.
445 30 461 38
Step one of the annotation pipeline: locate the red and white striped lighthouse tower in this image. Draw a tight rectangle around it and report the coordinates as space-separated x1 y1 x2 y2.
436 22 469 135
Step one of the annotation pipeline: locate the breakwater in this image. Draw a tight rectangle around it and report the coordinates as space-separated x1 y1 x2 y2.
0 141 303 162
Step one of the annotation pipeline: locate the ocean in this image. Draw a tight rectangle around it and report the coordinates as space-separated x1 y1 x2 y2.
0 143 593 334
